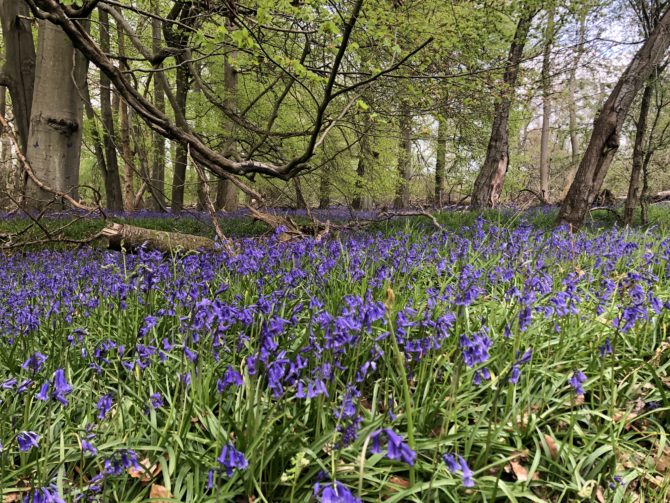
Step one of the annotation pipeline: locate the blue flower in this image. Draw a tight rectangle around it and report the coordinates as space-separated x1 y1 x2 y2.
443 453 475 487
96 394 113 420
21 353 47 373
314 481 362 503
568 370 587 396
17 431 40 452
217 443 249 477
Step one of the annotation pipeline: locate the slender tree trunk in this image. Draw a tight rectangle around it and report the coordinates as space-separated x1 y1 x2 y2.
170 64 189 212
434 112 447 207
82 80 108 195
99 9 123 211
0 85 10 207
352 116 372 210
25 21 87 207
470 6 537 209
293 177 308 209
560 15 586 201
115 21 134 213
394 102 412 209
539 5 555 203
0 0 35 153
215 14 239 211
624 77 654 225
319 166 331 209
559 7 670 229
149 18 166 211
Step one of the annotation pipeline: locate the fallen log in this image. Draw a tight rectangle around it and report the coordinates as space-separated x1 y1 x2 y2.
102 223 216 252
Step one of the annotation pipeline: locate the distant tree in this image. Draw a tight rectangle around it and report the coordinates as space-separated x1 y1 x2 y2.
559 6 670 229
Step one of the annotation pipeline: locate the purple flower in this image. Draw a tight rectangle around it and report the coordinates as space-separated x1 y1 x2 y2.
149 392 164 409
569 370 587 396
217 443 249 477
52 369 72 405
96 394 113 420
21 352 47 373
599 338 612 357
314 481 362 503
217 366 243 392
36 382 50 401
443 453 475 487
22 483 65 503
82 439 98 456
368 429 416 466
17 431 40 452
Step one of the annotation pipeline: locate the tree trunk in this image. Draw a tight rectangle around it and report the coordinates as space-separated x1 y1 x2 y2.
352 116 373 210
0 85 11 208
539 5 555 203
293 177 308 209
25 21 87 208
394 102 412 209
434 112 447 207
559 7 670 229
99 9 123 211
0 0 35 153
114 15 135 212
559 17 586 201
319 166 331 209
470 6 536 209
102 222 215 252
624 77 654 225
215 14 239 212
149 18 166 211
170 64 189 212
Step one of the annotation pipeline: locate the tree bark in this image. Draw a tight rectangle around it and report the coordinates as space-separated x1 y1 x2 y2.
25 20 87 208
169 63 188 212
352 115 373 210
434 112 447 207
99 8 123 211
624 76 655 225
293 177 308 209
102 222 215 252
215 13 239 212
394 102 412 209
470 6 537 209
0 85 11 207
149 17 166 211
0 0 35 153
539 5 555 203
559 6 670 229
319 166 331 209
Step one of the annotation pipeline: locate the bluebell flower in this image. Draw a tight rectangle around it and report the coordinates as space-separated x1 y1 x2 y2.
21 352 47 373
443 453 475 487
218 443 249 477
599 338 612 357
81 439 98 456
569 370 587 396
313 481 362 503
96 394 113 420
17 431 40 452
149 392 164 409
22 483 65 503
368 429 416 466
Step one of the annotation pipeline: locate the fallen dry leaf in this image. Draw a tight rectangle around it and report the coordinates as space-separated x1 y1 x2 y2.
655 446 670 473
509 460 529 482
596 485 606 503
128 458 161 482
3 494 22 503
388 476 411 489
149 484 172 502
544 434 558 460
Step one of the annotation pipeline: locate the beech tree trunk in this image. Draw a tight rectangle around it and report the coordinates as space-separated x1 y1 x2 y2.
170 64 189 212
149 18 166 211
539 5 555 203
470 7 536 209
0 0 35 153
293 177 308 209
624 77 654 225
559 6 670 229
99 9 123 211
352 115 373 210
0 86 11 207
394 102 412 209
434 112 447 207
319 166 331 209
25 21 87 207
215 13 239 212
560 16 586 201
102 222 215 252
